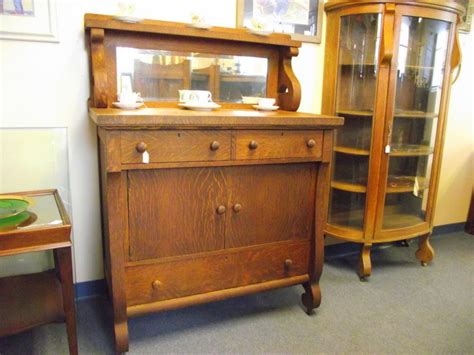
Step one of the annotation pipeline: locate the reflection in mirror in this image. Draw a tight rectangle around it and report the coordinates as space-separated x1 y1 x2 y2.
116 47 268 103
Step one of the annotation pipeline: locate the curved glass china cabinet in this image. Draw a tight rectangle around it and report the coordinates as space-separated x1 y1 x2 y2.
323 0 464 279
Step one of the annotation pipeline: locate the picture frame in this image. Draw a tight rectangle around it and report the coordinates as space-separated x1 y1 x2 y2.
0 0 58 42
237 0 324 44
458 0 473 33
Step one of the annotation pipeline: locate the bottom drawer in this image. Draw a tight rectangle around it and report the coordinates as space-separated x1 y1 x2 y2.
125 241 310 306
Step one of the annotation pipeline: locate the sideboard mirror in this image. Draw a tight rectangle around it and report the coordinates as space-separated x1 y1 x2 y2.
116 48 268 103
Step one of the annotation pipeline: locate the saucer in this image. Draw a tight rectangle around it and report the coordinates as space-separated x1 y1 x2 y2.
113 15 144 23
188 22 212 29
248 29 272 36
179 102 221 111
253 105 279 111
113 102 144 110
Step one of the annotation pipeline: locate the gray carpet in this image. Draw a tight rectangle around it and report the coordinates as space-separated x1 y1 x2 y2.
1 231 473 354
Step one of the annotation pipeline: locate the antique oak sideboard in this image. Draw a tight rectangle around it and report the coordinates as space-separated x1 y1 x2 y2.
85 14 343 352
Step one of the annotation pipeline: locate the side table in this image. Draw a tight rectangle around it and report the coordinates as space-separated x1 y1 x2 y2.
0 189 77 355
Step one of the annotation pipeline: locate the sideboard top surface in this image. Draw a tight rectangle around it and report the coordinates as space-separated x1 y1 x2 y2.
89 108 343 129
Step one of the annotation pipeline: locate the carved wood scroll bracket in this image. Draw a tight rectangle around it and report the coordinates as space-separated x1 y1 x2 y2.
451 29 462 84
278 47 302 112
381 4 396 66
90 28 108 108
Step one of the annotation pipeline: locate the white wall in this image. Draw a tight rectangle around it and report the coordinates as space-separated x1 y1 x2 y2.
0 0 471 283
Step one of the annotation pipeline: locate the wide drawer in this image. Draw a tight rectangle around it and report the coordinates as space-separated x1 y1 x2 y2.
234 130 323 160
121 130 231 164
125 241 310 306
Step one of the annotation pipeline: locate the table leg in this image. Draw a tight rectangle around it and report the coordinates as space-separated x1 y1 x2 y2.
55 247 78 355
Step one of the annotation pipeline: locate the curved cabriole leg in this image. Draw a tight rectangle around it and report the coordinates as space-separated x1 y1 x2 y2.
301 282 321 315
415 234 435 266
358 243 372 281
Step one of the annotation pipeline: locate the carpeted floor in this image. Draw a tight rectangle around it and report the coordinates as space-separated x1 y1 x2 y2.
1 231 473 354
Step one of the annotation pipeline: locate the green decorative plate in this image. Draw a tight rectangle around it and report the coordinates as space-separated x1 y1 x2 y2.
0 211 32 230
0 195 33 219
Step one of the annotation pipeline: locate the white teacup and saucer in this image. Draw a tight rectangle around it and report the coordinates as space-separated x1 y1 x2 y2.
253 98 279 111
178 90 221 111
113 92 144 110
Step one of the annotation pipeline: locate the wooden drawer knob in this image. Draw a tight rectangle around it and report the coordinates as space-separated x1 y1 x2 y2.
152 280 162 289
233 203 242 213
249 140 258 150
216 205 226 214
284 259 293 270
210 141 220 151
307 139 316 148
136 142 148 153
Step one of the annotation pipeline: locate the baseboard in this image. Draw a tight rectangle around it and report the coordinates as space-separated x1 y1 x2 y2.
73 222 466 299
75 279 106 300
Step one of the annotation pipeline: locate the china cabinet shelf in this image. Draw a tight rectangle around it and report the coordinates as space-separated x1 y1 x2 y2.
323 0 462 279
334 146 370 156
337 110 373 117
394 111 438 119
389 145 434 156
331 180 367 193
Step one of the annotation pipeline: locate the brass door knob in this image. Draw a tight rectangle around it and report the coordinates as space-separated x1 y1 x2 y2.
249 140 258 150
216 205 226 214
136 142 147 153
152 280 162 289
233 203 242 213
210 141 220 151
284 259 293 270
307 139 316 148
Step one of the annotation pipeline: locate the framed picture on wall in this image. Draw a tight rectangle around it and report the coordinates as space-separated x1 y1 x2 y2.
0 0 58 42
237 0 324 43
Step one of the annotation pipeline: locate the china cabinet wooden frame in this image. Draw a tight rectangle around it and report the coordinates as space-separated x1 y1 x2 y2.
85 14 342 353
322 0 464 279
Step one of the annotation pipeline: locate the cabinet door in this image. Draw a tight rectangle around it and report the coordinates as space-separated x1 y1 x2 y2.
225 163 316 248
327 11 383 232
128 168 227 261
376 7 456 234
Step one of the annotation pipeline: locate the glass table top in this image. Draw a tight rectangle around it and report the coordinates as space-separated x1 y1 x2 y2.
0 192 67 233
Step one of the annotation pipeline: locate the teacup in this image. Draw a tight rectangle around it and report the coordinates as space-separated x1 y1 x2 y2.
179 90 212 104
258 98 276 107
118 92 142 105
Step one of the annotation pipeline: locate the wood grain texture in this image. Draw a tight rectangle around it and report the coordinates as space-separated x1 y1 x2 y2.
278 47 302 111
125 241 310 305
90 28 108 108
121 130 231 164
226 164 315 248
128 167 227 260
233 130 323 161
84 14 301 47
89 108 343 129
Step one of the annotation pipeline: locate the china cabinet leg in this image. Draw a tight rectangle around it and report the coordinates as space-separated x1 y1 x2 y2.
415 234 434 266
301 282 321 315
358 243 372 281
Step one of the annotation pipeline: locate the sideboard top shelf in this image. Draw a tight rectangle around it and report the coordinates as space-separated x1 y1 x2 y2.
89 108 343 129
84 13 301 48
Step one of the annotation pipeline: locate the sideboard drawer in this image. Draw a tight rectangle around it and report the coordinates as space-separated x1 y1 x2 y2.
121 131 231 164
125 241 310 306
234 130 323 160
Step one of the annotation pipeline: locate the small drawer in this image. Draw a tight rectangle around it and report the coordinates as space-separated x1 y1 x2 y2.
121 130 231 164
234 130 323 160
125 241 310 306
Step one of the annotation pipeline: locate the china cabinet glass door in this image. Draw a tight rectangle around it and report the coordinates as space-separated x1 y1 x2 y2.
328 13 382 230
381 16 451 229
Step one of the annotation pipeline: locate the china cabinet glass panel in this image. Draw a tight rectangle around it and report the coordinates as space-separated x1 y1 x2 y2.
382 16 451 229
328 13 382 229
